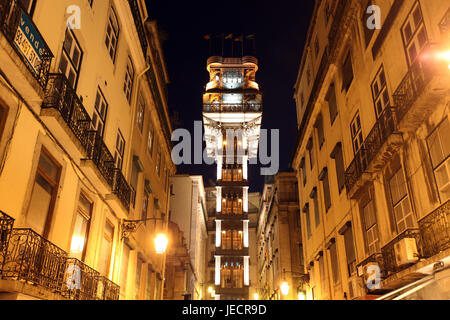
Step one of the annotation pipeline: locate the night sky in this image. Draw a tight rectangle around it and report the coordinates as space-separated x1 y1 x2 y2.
147 0 315 192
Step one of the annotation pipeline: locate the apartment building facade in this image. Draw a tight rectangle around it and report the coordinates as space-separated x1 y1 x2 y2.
292 0 450 300
0 0 174 300
256 172 305 300
169 175 208 300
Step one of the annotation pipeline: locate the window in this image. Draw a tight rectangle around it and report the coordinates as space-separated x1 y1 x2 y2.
134 258 143 300
362 195 380 255
120 244 131 297
328 240 340 285
105 8 119 62
331 143 346 193
92 88 108 137
304 204 312 239
307 137 314 170
402 2 428 64
319 168 332 212
147 124 154 156
351 111 363 155
341 224 356 276
342 52 354 91
146 266 153 300
427 119 450 203
19 0 36 14
137 95 145 133
300 157 307 186
362 0 376 47
124 57 134 103
371 67 390 119
315 114 325 149
389 167 414 233
59 29 82 89
311 188 320 227
299 244 304 267
98 220 114 277
314 36 320 58
142 191 149 221
114 130 125 170
0 104 8 140
26 149 61 237
326 83 338 125
70 193 92 261
318 255 327 298
156 144 161 176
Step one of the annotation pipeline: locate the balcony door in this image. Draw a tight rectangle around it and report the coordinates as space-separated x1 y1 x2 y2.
25 149 61 238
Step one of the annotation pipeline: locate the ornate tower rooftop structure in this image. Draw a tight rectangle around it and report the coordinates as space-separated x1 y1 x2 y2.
203 44 263 300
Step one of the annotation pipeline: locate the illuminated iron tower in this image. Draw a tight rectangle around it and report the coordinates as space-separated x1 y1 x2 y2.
203 36 262 300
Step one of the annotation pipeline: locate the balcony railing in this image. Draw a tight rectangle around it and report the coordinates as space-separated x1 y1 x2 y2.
96 275 120 300
113 169 132 211
392 47 441 125
85 131 116 188
345 107 397 193
419 200 450 258
61 258 99 300
128 0 147 55
0 211 14 269
0 226 120 300
0 0 53 87
381 228 421 275
1 228 67 292
204 103 262 113
42 74 93 151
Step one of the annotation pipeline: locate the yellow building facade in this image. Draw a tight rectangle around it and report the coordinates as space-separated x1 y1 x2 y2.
0 0 175 300
256 172 306 300
293 0 450 300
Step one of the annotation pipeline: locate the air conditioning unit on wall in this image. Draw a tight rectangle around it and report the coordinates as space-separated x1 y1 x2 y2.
394 238 419 267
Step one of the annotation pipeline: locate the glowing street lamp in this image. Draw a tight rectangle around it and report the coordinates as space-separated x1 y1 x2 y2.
280 281 290 296
253 293 260 300
155 233 169 254
297 291 306 300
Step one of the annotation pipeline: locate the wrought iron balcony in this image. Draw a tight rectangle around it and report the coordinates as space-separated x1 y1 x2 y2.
381 228 421 275
1 228 67 292
0 0 53 87
61 258 99 300
0 226 120 300
419 200 450 258
113 169 132 211
392 43 450 130
128 0 147 55
204 103 263 113
345 107 397 194
0 211 14 268
96 275 120 300
84 131 116 188
42 74 93 152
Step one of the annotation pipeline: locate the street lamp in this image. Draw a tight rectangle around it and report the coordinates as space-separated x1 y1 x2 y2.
253 293 260 300
121 217 168 254
155 233 169 254
280 281 290 296
297 291 306 300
